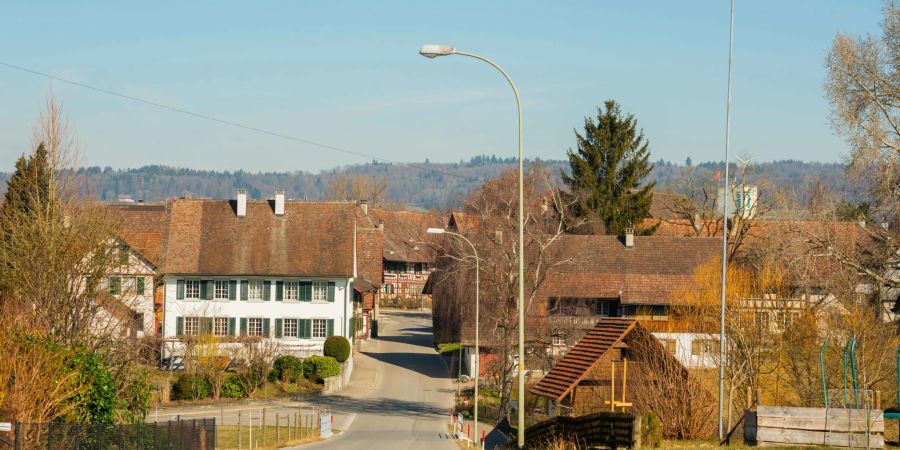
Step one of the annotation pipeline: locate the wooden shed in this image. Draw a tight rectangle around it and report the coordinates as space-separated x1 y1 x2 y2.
530 318 695 417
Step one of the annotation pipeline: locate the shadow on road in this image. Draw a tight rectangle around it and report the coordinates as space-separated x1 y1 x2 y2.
361 351 448 379
322 395 449 418
375 333 433 348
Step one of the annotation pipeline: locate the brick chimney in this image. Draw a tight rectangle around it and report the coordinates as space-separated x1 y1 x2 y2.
359 199 368 216
624 227 635 249
236 189 247 218
274 190 285 217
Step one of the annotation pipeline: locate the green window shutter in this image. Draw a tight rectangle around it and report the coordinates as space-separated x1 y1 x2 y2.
228 317 236 336
349 317 355 337
240 318 248 335
326 319 334 337
202 317 213 334
276 281 284 301
300 282 312 302
176 317 184 336
136 277 145 294
228 280 237 300
301 319 311 339
274 318 283 338
200 280 210 300
240 281 248 301
262 318 271 337
109 277 121 296
327 282 336 302
176 280 185 300
263 281 272 301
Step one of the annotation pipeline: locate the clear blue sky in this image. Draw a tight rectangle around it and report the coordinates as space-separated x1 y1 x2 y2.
0 1 884 172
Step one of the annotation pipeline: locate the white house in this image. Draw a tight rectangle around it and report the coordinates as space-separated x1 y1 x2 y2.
160 190 375 357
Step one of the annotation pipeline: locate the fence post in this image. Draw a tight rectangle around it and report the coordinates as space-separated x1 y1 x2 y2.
262 408 266 447
276 414 280 444
13 420 19 450
633 414 642 449
238 411 242 450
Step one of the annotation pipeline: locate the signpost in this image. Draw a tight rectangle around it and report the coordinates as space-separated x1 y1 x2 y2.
320 413 332 438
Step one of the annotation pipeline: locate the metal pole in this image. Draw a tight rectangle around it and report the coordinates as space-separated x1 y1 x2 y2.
450 49 524 448
444 231 480 446
820 337 829 408
718 0 736 441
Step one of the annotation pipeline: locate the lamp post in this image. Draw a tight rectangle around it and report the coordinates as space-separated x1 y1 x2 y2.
718 0 736 441
427 227 480 446
420 44 526 447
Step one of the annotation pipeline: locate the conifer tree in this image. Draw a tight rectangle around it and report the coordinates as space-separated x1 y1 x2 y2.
2 143 53 217
562 100 656 235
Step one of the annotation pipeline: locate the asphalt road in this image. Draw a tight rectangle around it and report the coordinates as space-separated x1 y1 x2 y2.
149 311 459 449
305 310 458 449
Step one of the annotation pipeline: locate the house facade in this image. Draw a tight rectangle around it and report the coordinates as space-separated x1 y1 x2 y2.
370 209 440 308
159 191 370 357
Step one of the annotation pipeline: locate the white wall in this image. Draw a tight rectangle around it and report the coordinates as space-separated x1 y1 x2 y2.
162 276 353 353
652 332 718 368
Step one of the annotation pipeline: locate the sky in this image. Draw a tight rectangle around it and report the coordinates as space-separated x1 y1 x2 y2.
0 1 886 173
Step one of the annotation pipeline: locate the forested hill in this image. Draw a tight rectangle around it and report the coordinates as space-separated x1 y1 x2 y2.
0 157 852 210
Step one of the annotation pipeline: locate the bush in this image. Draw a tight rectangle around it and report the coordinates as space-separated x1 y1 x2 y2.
173 373 211 401
221 374 246 399
641 411 662 448
63 343 117 424
303 355 341 381
323 336 351 363
270 355 304 383
114 367 153 424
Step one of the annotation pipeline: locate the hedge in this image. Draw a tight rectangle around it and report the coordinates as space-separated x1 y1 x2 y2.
323 336 351 363
303 355 340 381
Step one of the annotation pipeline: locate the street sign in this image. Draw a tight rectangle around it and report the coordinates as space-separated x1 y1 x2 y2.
0 423 11 432
320 413 332 438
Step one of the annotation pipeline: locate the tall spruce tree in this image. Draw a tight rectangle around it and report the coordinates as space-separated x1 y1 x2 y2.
562 100 656 235
2 143 53 217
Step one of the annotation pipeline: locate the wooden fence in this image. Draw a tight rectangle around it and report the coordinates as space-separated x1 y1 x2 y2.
744 406 884 448
516 411 639 449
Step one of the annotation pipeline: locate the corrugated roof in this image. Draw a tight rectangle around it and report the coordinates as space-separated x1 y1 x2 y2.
530 318 637 401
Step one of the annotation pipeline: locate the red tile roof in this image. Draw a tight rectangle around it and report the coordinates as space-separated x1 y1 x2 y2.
107 203 169 267
161 199 361 276
370 209 441 263
530 318 637 401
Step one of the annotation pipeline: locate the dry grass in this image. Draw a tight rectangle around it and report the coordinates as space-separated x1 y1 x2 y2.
215 424 319 449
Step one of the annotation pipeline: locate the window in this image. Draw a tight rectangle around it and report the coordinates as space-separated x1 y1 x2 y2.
660 339 677 355
691 339 719 357
552 336 566 346
213 317 228 336
136 276 145 295
284 282 299 301
184 317 200 336
248 281 264 300
109 277 122 295
118 245 129 264
214 281 229 300
311 282 328 302
596 300 611 317
283 318 298 338
248 318 263 336
414 262 424 274
185 280 200 299
312 319 327 339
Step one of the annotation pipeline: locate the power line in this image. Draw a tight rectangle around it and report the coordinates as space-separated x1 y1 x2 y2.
0 61 479 182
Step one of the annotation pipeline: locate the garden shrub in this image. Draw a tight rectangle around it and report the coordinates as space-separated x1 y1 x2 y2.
173 373 211 401
302 355 340 381
323 336 351 363
114 367 154 424
641 411 662 448
63 343 117 424
438 342 461 355
221 374 246 399
270 355 304 383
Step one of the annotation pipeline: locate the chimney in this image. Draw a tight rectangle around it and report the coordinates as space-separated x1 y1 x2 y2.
236 189 247 218
378 220 384 230
274 190 285 217
624 227 635 249
359 199 368 216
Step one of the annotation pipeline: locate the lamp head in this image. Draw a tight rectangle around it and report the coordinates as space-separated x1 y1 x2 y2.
426 227 446 234
419 44 455 58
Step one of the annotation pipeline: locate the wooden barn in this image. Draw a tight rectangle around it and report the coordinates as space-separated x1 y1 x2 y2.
531 318 698 417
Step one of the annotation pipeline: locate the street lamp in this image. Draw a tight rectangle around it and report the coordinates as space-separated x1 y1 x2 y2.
420 45 526 448
428 227 481 446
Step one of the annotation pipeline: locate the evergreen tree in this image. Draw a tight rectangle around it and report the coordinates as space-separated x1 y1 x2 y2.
2 143 53 217
562 100 656 235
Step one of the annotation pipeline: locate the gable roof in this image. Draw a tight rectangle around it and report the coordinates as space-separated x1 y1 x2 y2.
107 203 169 267
370 209 441 263
530 318 637 401
161 199 361 276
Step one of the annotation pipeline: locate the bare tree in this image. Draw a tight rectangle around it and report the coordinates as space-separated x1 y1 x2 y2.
825 0 900 213
431 165 585 423
325 172 392 208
